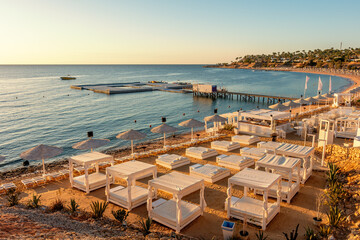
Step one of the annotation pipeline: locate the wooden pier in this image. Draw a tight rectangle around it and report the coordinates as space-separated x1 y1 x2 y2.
192 90 296 104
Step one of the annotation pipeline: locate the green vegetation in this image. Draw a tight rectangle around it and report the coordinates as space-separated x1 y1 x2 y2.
112 209 129 225
90 200 108 219
6 188 20 206
304 227 320 240
256 230 269 240
218 47 360 70
49 198 65 212
283 224 299 240
68 198 80 214
27 194 41 209
139 217 152 236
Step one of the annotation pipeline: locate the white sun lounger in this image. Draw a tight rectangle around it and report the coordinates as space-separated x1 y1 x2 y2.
156 154 190 169
190 164 230 183
186 147 218 159
232 135 261 145
216 154 254 170
211 141 241 152
240 147 273 160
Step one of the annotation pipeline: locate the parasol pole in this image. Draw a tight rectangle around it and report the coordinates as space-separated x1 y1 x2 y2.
42 157 46 175
163 133 166 148
191 127 194 140
131 140 134 159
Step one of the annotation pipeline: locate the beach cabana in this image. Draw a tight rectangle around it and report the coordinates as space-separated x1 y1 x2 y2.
190 164 230 183
151 123 177 148
116 129 146 159
226 168 281 230
231 135 260 145
240 147 273 160
69 151 114 193
237 109 291 137
106 160 157 210
147 172 206 233
255 154 301 203
186 146 218 159
216 154 254 170
178 119 204 141
211 140 240 152
257 141 314 183
155 154 190 169
334 117 359 139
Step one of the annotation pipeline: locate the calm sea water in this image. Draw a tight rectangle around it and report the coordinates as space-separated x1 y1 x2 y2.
0 65 351 171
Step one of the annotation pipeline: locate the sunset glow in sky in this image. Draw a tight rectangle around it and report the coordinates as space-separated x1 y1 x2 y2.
1 0 359 64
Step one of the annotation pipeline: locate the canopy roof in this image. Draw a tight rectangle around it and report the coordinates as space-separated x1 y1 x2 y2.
294 98 309 105
20 144 63 160
257 154 301 171
269 102 289 111
151 123 177 134
70 151 113 166
283 100 300 108
179 118 204 128
240 109 291 121
313 95 327 100
106 160 156 179
116 129 146 140
322 93 334 98
305 97 318 103
228 168 281 190
148 171 203 195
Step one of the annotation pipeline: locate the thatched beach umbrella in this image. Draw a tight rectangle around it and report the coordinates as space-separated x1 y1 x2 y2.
204 114 227 123
151 123 177 147
72 138 110 152
269 102 289 111
20 144 63 175
179 119 205 140
294 98 309 105
305 97 318 103
283 100 300 109
322 93 334 99
116 129 146 157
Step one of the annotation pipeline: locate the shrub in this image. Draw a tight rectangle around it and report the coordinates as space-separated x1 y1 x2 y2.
112 209 129 225
139 217 152 236
318 225 331 238
68 198 79 214
327 204 345 228
49 198 64 212
90 201 108 219
304 226 320 240
6 188 20 206
327 163 340 188
283 224 299 240
223 124 235 131
27 194 41 209
256 230 268 240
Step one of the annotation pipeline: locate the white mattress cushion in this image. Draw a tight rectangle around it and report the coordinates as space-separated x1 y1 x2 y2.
192 164 228 177
152 199 200 223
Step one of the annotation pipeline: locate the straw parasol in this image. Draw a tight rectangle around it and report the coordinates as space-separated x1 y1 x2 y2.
204 114 227 123
305 97 318 103
269 102 289 111
294 98 309 105
322 93 334 99
179 119 205 140
72 138 110 152
283 100 300 109
151 123 177 147
116 129 146 157
314 95 327 100
20 144 63 175
0 155 5 162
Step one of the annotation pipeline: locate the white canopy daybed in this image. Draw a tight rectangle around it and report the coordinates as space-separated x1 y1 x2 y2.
257 141 314 183
216 154 254 170
186 147 218 159
255 154 301 203
211 140 240 152
147 172 206 233
240 147 273 160
226 168 281 230
190 163 230 183
232 135 261 145
156 154 190 169
69 151 114 194
105 160 157 210
334 117 359 139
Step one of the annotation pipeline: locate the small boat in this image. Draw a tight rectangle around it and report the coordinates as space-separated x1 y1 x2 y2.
60 75 76 80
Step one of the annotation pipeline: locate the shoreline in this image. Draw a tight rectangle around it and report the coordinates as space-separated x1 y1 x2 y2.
1 67 359 180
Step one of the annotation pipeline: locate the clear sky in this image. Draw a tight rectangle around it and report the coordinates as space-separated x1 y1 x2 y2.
0 0 359 64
